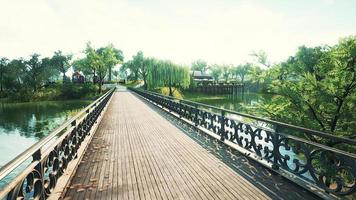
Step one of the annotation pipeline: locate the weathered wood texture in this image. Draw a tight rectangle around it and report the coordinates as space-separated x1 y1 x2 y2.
64 91 319 200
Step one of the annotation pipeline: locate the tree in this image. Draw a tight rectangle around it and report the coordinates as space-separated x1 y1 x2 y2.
41 57 59 84
250 50 271 68
121 60 139 81
112 70 119 81
0 57 9 92
258 36 356 144
147 59 190 96
132 51 149 90
233 63 252 84
73 42 123 92
209 64 222 82
24 54 48 92
73 57 94 81
6 59 26 91
97 44 123 82
86 43 107 92
120 61 133 80
51 51 72 83
222 64 231 82
191 59 208 72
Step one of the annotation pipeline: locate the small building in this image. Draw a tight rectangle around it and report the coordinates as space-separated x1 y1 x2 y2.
192 71 213 81
72 71 85 84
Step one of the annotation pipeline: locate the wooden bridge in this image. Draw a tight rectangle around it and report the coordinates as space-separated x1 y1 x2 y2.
63 90 318 200
1 86 355 199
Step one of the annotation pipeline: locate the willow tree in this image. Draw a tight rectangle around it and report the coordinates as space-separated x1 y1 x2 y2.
147 59 190 96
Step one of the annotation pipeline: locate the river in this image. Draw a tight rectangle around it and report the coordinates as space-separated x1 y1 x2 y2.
183 91 274 113
0 100 91 168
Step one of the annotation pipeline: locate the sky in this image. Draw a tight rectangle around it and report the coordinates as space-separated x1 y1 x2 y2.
0 0 355 65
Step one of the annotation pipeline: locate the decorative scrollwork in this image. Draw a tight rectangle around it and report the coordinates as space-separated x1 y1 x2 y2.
131 88 356 197
2 90 115 200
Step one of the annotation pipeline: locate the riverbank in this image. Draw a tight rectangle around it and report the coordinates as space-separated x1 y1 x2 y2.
0 83 108 103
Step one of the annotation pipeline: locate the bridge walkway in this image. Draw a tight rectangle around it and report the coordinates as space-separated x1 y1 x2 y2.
63 90 319 200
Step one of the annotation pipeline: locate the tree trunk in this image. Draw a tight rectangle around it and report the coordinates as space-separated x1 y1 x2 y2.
63 73 66 83
168 73 173 96
93 69 96 84
143 75 147 90
108 67 112 82
169 85 173 96
0 72 3 92
99 81 102 93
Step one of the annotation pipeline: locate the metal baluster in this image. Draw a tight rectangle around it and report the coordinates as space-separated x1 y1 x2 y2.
220 110 226 141
272 125 280 170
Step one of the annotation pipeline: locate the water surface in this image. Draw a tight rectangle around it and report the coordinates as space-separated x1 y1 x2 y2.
183 91 275 113
0 100 91 168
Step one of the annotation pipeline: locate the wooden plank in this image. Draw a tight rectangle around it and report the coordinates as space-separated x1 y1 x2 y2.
62 91 320 200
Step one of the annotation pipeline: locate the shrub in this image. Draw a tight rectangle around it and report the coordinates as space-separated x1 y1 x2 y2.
159 87 183 99
60 83 98 99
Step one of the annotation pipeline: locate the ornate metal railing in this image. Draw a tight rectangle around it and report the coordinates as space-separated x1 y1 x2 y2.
0 88 115 200
129 87 356 198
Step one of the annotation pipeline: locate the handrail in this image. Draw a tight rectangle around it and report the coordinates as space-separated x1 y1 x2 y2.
129 87 356 197
0 89 112 180
139 88 356 146
0 88 115 199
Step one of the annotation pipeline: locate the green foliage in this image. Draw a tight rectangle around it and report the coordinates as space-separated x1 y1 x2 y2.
60 83 99 99
97 44 123 82
73 42 123 92
191 59 208 72
51 50 72 83
122 52 190 95
257 36 356 143
232 63 253 84
250 50 271 67
159 87 183 99
209 64 223 81
0 42 123 102
0 57 9 92
7 87 60 102
21 54 57 92
146 59 190 95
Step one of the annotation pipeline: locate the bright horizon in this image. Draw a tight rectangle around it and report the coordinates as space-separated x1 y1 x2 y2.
1 0 355 65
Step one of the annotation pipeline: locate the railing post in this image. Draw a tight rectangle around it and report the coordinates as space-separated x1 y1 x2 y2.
32 149 44 199
71 119 76 127
272 125 280 170
220 110 226 141
178 100 182 118
194 104 198 126
32 149 41 161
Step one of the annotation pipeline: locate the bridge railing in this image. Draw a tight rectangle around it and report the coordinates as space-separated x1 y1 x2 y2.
0 88 115 200
129 87 356 198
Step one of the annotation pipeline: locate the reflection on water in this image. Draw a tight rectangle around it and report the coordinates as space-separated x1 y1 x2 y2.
0 100 91 168
183 91 274 113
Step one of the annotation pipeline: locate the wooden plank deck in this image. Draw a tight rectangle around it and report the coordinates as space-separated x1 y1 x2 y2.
63 91 319 200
